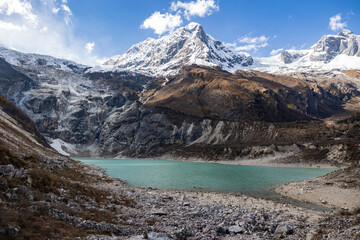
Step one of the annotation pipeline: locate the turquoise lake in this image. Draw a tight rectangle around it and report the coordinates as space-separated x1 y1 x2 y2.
76 158 335 200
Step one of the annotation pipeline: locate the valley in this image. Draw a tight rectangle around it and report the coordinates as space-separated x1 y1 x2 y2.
0 21 359 239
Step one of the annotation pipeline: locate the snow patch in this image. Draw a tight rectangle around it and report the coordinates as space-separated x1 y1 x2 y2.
49 138 76 156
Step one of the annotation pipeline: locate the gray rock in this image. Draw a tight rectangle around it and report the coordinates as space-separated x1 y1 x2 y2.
7 225 20 235
0 164 14 176
150 209 168 216
228 225 246 234
1 180 9 190
4 192 11 200
275 224 294 235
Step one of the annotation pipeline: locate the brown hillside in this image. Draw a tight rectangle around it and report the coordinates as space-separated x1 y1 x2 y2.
145 66 342 122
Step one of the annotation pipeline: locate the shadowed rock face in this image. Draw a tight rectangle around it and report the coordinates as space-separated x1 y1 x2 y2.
0 58 35 101
0 47 359 158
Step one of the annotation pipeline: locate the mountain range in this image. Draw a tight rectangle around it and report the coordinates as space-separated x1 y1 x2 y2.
0 22 359 159
100 23 360 76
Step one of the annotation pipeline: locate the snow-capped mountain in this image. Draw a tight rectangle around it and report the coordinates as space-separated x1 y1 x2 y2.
253 29 360 73
102 22 253 76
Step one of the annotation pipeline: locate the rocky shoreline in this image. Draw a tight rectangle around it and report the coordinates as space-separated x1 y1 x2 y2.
1 152 359 239
76 162 360 239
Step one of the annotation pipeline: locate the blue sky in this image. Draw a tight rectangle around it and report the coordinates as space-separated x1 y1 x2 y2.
0 0 359 64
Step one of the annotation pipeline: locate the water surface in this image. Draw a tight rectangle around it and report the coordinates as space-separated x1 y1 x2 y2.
76 158 335 200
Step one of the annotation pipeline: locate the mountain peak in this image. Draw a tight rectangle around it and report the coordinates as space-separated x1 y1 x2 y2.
337 29 354 37
103 22 253 76
184 22 203 31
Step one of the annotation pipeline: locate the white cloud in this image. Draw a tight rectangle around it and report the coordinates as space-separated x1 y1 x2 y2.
141 0 219 34
141 11 182 35
61 4 71 14
235 42 268 52
62 0 67 3
238 35 269 44
40 26 47 33
270 48 283 56
170 0 219 20
0 20 26 31
0 0 37 25
60 4 72 24
52 7 60 14
329 14 347 31
235 35 270 52
0 0 102 65
85 42 95 53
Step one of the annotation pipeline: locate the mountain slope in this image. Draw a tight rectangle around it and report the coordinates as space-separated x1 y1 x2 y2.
144 65 349 122
102 22 253 76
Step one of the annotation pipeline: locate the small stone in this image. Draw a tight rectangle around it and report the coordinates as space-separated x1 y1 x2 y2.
11 193 18 200
26 176 32 185
320 199 328 204
150 209 168 216
7 225 20 235
1 180 9 191
275 224 294 235
4 192 11 200
0 165 14 176
203 226 211 233
228 225 246 234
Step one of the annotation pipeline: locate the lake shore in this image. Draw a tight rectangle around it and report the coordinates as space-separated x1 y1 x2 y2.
80 161 359 239
75 156 357 212
274 166 360 212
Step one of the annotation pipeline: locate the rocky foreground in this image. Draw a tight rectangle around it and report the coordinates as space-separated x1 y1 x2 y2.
1 154 360 240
